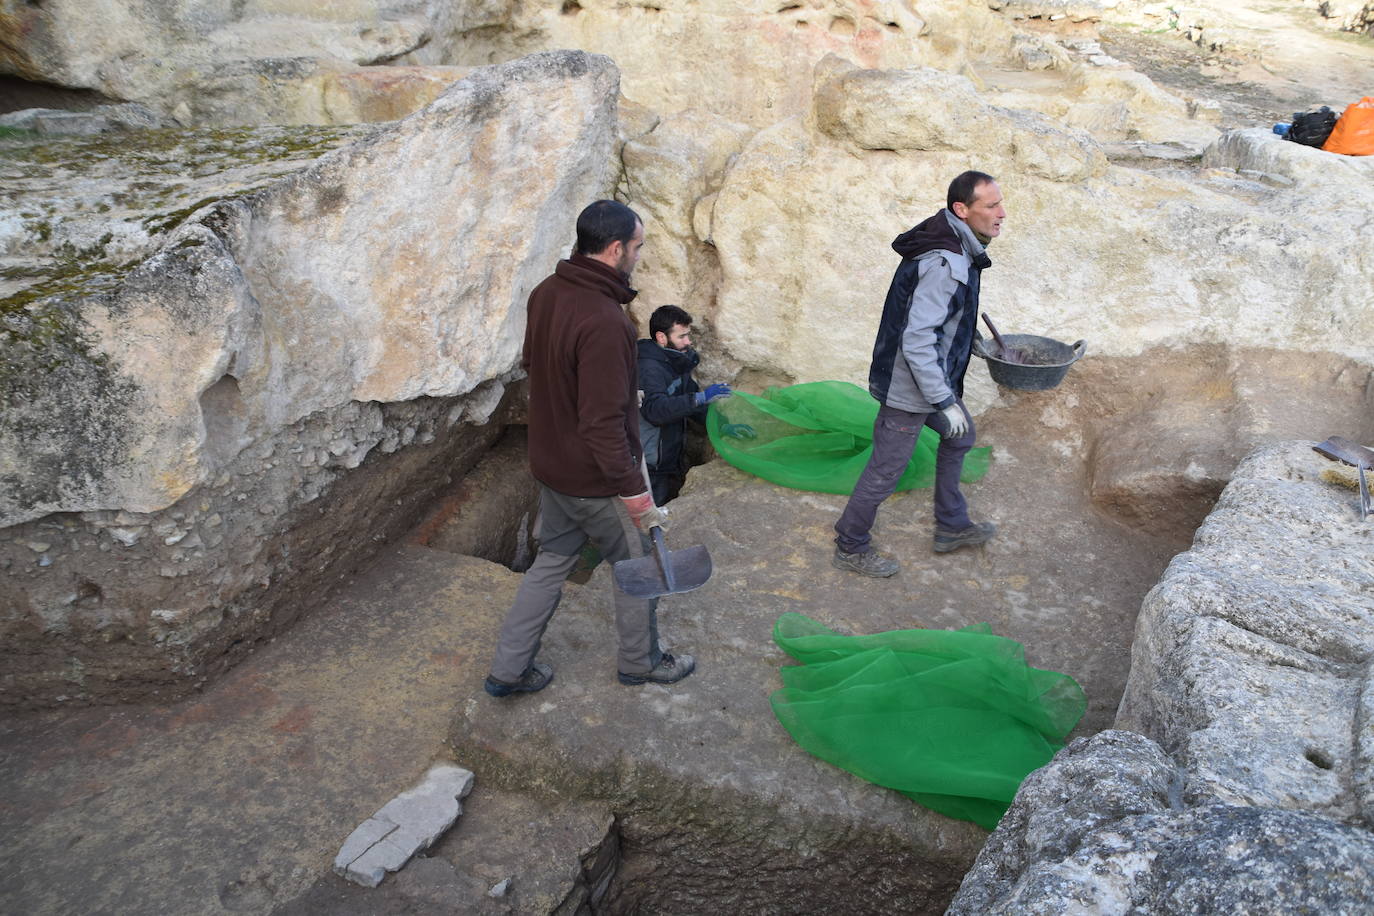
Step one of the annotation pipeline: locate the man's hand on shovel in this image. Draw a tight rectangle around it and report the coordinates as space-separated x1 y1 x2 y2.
621 491 669 531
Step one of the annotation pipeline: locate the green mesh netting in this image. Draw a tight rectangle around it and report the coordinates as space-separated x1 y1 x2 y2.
706 381 990 494
769 612 1086 830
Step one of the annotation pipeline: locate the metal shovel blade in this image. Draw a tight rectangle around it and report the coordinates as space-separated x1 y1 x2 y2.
1313 436 1374 469
613 527 713 599
1313 436 1373 520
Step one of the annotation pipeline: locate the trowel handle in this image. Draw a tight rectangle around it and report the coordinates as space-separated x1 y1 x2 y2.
982 313 1009 351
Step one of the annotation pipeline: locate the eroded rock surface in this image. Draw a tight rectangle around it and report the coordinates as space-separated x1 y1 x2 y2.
948 730 1374 914
949 441 1374 912
699 70 1373 413
0 50 620 705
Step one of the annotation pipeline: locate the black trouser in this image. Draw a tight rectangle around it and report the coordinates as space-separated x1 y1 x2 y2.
649 467 686 505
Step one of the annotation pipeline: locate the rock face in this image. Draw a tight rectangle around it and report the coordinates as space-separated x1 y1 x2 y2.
948 730 1374 914
0 50 620 705
0 0 451 124
1118 442 1374 820
699 68 1373 412
948 441 1374 912
0 0 1019 128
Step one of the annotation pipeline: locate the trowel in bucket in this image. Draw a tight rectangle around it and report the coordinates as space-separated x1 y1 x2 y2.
1313 436 1373 520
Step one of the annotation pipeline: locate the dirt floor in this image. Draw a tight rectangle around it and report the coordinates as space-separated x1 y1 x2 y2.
1097 0 1374 125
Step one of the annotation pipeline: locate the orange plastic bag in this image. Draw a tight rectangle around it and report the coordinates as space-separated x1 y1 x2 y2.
1322 97 1374 156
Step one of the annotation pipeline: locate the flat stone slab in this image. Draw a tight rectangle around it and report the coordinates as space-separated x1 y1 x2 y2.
333 764 475 887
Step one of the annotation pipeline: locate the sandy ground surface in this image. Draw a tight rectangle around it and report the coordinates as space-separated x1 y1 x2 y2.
1099 0 1374 125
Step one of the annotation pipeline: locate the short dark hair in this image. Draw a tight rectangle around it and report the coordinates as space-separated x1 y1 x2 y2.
650 305 692 339
575 199 641 256
947 171 996 211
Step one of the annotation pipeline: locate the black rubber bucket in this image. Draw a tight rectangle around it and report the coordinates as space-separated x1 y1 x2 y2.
972 334 1086 391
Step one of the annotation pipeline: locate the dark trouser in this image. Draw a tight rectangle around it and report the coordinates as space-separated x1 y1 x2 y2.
489 485 660 682
648 468 685 506
833 401 975 555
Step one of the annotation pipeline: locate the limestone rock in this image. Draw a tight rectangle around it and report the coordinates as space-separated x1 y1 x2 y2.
811 61 1106 181
1317 0 1374 34
988 58 1222 150
1117 442 1374 820
707 72 1373 397
1 0 1024 128
1 50 620 527
948 731 1374 914
0 102 169 135
952 441 1374 912
0 124 368 311
169 58 471 127
987 0 1123 22
0 0 431 93
334 764 476 887
620 108 753 329
1204 126 1374 186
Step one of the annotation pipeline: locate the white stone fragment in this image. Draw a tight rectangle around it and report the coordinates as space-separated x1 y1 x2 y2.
333 765 475 888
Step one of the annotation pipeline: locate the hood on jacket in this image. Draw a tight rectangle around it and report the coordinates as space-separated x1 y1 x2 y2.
636 338 700 372
891 208 992 270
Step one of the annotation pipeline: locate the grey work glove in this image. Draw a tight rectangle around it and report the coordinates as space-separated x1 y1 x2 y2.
621 491 670 531
940 404 968 439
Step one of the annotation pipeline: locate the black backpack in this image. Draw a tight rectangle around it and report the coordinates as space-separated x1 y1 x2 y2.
1286 106 1338 147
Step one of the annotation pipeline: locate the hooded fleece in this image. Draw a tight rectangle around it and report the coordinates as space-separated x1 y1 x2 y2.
868 208 991 413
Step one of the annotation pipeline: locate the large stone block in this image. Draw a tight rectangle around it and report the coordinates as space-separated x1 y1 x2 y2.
952 441 1374 911
3 49 619 527
949 732 1374 914
0 50 620 704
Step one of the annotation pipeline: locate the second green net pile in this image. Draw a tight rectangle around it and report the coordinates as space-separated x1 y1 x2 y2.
769 613 1086 830
706 380 990 493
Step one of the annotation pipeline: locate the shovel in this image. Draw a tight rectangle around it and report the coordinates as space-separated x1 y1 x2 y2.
981 314 1028 365
1313 436 1373 520
613 468 713 598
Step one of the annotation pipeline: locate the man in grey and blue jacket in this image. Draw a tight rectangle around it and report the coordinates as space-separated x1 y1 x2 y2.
832 171 1005 577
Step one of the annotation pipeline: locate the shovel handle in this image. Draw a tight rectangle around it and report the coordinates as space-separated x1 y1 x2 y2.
650 526 676 592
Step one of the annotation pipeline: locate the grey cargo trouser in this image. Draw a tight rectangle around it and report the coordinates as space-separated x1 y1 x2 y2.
489 485 661 683
833 400 975 555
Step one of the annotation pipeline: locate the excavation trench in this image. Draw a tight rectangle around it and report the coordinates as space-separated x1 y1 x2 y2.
4 346 1370 916
383 343 1374 914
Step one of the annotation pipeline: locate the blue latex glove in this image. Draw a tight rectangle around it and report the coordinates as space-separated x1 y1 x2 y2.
694 383 732 406
721 423 756 440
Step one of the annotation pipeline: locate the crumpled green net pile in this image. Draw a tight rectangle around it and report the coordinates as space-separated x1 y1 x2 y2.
769 612 1086 830
706 381 990 494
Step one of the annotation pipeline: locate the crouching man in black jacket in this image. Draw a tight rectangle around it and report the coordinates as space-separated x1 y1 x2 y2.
636 305 744 504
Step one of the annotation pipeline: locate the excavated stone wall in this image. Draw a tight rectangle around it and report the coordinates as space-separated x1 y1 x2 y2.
1 50 621 706
1 390 510 705
948 442 1374 912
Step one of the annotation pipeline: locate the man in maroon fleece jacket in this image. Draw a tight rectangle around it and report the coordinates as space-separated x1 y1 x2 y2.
485 200 696 697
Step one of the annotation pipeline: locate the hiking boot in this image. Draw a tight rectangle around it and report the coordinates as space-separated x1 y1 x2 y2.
484 662 554 698
618 652 695 686
933 521 997 554
832 547 899 578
